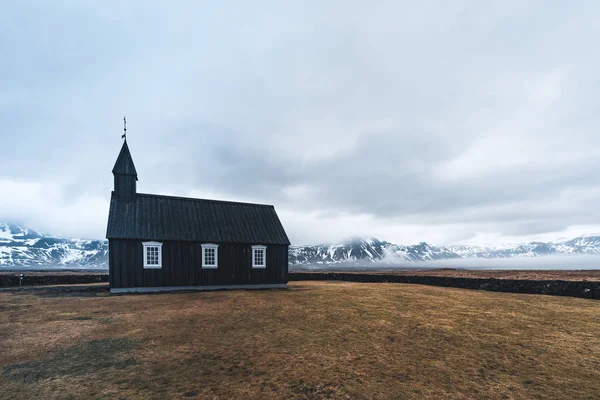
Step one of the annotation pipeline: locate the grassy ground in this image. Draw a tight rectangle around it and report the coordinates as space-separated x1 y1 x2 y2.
1 282 600 399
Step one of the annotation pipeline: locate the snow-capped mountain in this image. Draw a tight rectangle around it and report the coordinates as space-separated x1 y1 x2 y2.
3 221 600 268
289 237 461 265
384 242 462 262
447 242 558 258
289 237 391 265
448 235 600 259
556 235 600 254
0 223 108 268
290 235 600 266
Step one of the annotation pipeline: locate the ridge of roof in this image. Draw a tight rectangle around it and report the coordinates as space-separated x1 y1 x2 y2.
133 192 276 208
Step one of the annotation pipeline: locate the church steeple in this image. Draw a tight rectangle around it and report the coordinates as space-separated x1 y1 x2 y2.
112 140 138 178
112 135 138 201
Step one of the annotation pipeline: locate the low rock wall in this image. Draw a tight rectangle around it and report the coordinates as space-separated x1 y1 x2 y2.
0 273 108 287
289 272 600 300
1 271 599 299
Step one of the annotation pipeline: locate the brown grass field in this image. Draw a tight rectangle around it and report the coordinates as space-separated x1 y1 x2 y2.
1 282 600 399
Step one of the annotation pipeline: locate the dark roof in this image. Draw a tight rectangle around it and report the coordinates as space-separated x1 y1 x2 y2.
112 141 138 179
106 193 290 245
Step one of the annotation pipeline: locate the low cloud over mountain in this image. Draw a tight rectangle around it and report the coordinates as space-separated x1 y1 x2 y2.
2 223 600 269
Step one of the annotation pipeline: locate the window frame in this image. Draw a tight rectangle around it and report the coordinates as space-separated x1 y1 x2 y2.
142 241 163 269
201 243 219 269
252 245 267 269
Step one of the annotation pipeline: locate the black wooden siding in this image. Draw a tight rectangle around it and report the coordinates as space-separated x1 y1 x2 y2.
113 175 136 201
109 239 288 288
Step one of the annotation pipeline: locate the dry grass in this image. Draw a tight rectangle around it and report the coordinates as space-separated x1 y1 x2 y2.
1 282 600 399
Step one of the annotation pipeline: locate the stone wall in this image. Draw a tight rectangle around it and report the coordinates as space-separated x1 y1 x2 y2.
0 273 108 287
2 271 599 299
289 272 600 300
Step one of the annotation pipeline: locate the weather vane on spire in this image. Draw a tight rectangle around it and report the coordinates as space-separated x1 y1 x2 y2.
121 116 127 140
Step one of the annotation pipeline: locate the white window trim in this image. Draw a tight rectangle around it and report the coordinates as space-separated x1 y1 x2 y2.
252 245 267 269
143 241 163 269
201 243 219 269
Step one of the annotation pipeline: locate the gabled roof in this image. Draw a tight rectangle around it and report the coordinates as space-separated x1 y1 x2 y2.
106 193 291 245
112 141 138 179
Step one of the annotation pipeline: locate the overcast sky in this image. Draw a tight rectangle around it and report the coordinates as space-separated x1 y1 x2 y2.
1 1 600 246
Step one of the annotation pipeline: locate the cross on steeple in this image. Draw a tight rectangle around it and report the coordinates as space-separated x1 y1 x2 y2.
121 116 127 140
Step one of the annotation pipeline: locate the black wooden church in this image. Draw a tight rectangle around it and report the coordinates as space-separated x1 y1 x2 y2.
106 138 290 293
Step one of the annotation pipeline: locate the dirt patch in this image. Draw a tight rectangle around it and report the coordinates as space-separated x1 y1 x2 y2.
98 317 120 324
288 380 345 399
3 338 138 384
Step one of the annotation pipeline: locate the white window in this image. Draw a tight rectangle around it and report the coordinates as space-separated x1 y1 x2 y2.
252 245 266 269
143 241 163 269
202 244 219 269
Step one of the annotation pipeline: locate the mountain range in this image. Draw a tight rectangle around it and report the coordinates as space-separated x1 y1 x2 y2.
2 222 600 268
0 223 108 268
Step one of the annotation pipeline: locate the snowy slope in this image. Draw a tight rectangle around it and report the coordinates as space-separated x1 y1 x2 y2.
447 239 597 259
0 223 108 268
289 237 392 265
289 238 461 265
556 235 600 254
3 221 600 268
291 236 600 266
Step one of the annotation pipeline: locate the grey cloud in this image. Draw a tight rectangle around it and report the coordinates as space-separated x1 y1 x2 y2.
1 1 600 244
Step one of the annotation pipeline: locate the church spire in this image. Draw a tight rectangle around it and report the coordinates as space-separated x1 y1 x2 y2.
112 140 138 179
112 119 138 201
